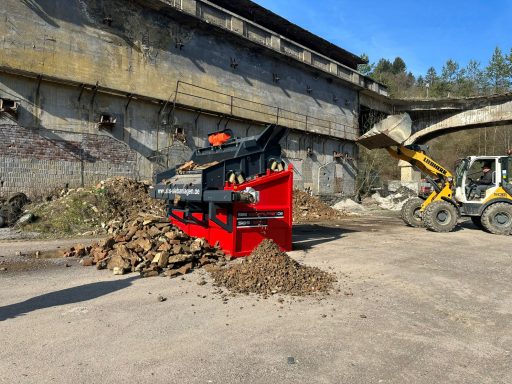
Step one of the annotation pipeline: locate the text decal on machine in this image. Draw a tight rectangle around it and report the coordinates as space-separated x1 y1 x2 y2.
236 211 284 228
157 188 200 196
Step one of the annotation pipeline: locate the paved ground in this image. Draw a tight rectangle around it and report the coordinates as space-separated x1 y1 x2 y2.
1 213 511 384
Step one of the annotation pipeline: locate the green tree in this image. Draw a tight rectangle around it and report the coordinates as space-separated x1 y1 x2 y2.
374 59 393 75
485 46 511 93
425 67 438 85
441 59 460 83
357 53 374 75
391 57 407 74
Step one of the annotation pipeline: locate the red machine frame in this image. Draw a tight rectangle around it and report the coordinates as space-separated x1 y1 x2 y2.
170 165 293 257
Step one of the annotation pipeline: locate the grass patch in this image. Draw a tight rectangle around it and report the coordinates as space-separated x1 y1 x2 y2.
23 189 112 238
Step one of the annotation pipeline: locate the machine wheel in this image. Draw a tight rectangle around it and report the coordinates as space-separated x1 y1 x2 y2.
470 216 483 229
423 200 459 233
400 197 424 227
481 203 512 235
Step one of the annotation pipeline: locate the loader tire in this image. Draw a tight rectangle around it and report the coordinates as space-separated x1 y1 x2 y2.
400 198 424 228
481 203 512 235
423 200 458 233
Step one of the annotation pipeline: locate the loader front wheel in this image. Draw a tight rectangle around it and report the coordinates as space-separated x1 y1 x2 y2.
423 200 458 233
481 203 512 235
401 197 424 228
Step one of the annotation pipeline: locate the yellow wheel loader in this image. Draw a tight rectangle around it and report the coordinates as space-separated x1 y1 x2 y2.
358 114 512 235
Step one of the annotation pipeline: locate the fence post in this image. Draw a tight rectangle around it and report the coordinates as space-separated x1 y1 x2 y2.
230 96 233 116
276 107 280 124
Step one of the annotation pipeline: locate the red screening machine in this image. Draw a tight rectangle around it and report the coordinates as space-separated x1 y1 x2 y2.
151 125 292 257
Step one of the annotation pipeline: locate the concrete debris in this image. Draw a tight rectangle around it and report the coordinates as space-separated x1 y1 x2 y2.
65 213 225 277
209 239 336 296
364 186 417 211
332 199 366 213
293 190 346 223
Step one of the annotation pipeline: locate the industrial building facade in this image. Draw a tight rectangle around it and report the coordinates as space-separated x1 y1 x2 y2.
0 0 388 197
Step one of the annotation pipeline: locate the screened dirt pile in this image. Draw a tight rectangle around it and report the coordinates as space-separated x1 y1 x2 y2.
209 239 336 296
293 190 346 223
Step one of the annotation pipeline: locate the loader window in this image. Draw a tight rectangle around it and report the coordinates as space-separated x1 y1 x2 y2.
467 159 495 182
501 157 512 185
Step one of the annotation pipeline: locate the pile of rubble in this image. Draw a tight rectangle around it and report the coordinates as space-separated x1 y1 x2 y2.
363 186 417 211
65 214 225 277
209 239 336 296
22 177 166 236
293 190 346 223
95 177 165 222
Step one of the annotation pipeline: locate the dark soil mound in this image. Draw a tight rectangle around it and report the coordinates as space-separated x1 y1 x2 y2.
210 239 336 296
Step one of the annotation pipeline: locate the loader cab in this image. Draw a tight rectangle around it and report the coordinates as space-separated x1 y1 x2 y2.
500 156 512 196
455 156 502 203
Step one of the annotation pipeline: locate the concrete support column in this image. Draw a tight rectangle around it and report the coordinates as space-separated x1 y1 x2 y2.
399 160 421 186
399 162 421 182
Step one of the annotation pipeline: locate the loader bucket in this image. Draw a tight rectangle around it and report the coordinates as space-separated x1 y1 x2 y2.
357 113 412 149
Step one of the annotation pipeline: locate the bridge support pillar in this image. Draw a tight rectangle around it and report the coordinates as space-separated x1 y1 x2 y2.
398 160 421 191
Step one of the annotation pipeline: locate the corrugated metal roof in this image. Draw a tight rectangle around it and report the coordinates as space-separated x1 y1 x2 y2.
208 0 366 70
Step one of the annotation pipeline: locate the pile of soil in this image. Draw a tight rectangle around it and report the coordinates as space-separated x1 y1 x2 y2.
293 190 346 223
209 239 336 296
22 177 165 237
98 177 165 221
66 213 225 277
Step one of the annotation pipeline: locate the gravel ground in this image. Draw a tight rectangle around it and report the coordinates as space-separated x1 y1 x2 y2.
1 213 511 384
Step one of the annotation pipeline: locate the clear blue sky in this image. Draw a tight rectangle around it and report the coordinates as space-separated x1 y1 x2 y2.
253 0 512 76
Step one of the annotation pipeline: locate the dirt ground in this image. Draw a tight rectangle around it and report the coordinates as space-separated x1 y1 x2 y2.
1 212 511 384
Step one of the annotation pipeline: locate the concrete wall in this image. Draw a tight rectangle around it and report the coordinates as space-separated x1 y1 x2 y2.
0 0 360 197
0 0 360 139
0 73 357 197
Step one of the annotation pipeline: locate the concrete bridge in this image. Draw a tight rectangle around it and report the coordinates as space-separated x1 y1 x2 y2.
393 93 512 144
387 94 512 182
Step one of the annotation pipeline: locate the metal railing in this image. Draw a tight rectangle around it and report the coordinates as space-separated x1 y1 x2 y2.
171 81 358 140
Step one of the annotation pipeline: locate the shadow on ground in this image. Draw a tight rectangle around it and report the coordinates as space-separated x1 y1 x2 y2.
0 276 138 321
292 224 357 251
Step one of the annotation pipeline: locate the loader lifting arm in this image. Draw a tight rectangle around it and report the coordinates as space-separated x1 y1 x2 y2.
357 113 457 217
386 145 453 181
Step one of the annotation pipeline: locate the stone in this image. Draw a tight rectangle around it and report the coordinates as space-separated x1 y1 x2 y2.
165 231 177 240
107 254 130 271
190 238 206 253
168 254 194 264
141 270 159 278
157 252 170 268
81 257 93 267
16 213 34 226
113 267 125 275
74 244 87 257
176 262 193 275
157 242 171 252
